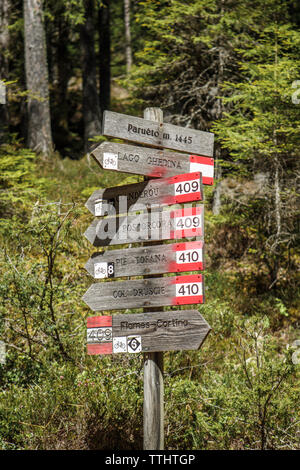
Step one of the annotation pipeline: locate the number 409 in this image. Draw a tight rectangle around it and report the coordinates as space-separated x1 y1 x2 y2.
175 180 199 194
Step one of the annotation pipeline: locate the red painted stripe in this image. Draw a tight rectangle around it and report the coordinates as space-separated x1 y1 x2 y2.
87 316 112 328
168 261 204 272
147 166 167 178
171 206 203 218
168 171 201 184
174 192 202 204
170 227 203 239
172 240 204 251
202 176 214 185
190 155 214 166
148 172 202 186
172 274 203 284
173 295 204 305
163 192 202 205
87 343 113 355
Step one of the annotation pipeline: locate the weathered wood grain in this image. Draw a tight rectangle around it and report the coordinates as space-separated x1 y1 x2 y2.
142 107 164 452
82 274 204 311
87 310 211 354
85 240 204 278
84 205 204 247
85 172 203 216
91 141 214 185
102 110 214 157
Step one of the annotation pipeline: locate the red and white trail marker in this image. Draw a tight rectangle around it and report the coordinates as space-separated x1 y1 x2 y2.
82 274 204 311
84 205 204 247
170 206 204 240
85 172 203 217
91 141 215 185
85 240 204 279
189 155 214 186
87 310 211 355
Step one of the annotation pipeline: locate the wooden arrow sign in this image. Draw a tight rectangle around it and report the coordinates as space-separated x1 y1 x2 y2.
85 240 204 279
102 111 214 157
91 141 214 185
85 172 203 217
82 274 204 311
84 205 204 247
87 310 211 355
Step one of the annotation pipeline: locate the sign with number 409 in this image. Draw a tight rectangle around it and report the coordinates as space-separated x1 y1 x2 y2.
174 179 200 196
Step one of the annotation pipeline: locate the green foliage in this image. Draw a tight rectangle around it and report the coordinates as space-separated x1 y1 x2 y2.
0 140 47 221
165 315 299 450
124 0 294 126
212 21 300 288
0 203 84 367
1 0 299 451
0 150 299 450
213 25 300 167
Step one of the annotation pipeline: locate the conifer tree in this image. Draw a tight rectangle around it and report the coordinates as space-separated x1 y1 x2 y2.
24 0 53 155
213 12 300 287
81 0 102 151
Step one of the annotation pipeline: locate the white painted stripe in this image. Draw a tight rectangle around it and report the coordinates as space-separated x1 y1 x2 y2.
190 162 214 178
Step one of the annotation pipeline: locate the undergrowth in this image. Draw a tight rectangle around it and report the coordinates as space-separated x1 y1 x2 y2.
0 141 299 450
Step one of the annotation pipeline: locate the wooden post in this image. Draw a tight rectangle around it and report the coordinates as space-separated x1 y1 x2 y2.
143 107 164 450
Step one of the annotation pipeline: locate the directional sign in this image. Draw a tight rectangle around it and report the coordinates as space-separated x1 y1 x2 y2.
82 274 204 311
85 172 203 217
102 111 214 157
91 141 214 185
85 240 204 279
84 205 204 247
87 310 211 355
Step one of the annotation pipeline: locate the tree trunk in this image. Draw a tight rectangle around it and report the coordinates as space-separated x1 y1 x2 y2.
212 164 222 215
0 0 10 139
80 0 102 152
24 0 53 155
124 0 132 74
212 37 225 214
99 0 111 116
57 17 69 133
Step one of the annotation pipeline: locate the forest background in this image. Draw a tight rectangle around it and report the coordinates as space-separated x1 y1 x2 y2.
0 0 299 450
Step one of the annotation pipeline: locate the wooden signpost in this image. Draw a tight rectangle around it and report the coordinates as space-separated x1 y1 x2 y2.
82 274 204 311
84 205 204 247
87 310 211 355
91 141 214 185
85 171 203 216
82 107 214 451
102 110 214 157
85 240 204 279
